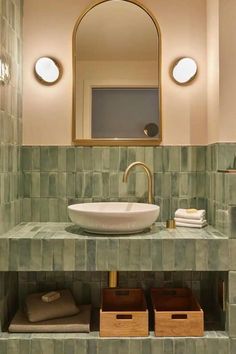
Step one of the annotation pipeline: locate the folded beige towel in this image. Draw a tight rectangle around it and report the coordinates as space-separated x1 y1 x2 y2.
176 221 207 228
9 305 91 333
25 289 79 323
174 217 207 225
175 209 206 220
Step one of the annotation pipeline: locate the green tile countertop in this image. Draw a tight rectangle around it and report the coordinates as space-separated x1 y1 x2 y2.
0 222 235 271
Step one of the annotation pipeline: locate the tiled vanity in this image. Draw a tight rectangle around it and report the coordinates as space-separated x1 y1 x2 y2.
0 222 236 353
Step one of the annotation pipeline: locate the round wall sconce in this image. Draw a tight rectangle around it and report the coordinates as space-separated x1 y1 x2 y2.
144 123 159 137
34 57 62 85
0 55 11 85
171 57 198 85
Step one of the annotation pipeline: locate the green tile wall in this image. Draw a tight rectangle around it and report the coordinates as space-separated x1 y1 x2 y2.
0 0 23 234
21 146 207 222
206 143 236 237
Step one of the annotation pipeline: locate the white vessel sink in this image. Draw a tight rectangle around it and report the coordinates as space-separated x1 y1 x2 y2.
68 202 160 234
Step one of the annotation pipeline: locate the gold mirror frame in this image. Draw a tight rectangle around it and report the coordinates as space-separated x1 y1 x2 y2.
72 0 162 146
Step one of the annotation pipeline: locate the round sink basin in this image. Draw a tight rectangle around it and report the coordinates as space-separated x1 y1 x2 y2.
68 202 160 234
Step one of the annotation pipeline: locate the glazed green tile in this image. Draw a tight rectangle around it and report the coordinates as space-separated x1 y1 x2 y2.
230 339 236 354
110 173 119 197
163 339 174 354
58 172 67 198
181 146 191 172
208 240 229 270
175 240 196 270
229 304 236 337
64 339 75 354
175 339 186 354
87 339 98 354
218 143 236 170
66 172 76 198
194 339 205 354
151 240 162 270
0 341 7 354
129 340 142 354
83 147 93 171
40 172 49 197
102 172 109 198
107 239 119 270
127 146 136 165
40 147 58 171
74 338 87 354
21 147 32 171
0 239 9 270
96 239 108 270
185 338 197 354
30 239 42 270
195 240 208 270
49 172 58 197
119 147 128 171
19 239 31 270
42 239 53 270
31 172 40 197
86 240 96 271
75 240 87 270
66 147 75 172
92 172 102 197
58 198 68 221
119 239 130 270
31 146 40 171
31 338 54 354
151 339 164 354
171 172 180 197
144 147 154 171
163 147 181 172
229 206 236 239
63 239 75 270
109 147 120 171
9 239 18 270
53 239 64 271
39 198 49 221
7 339 20 354
228 175 236 204
196 146 206 171
93 147 103 172
102 148 110 171
31 198 41 221
153 146 163 172
162 240 175 270
58 146 67 171
19 339 31 354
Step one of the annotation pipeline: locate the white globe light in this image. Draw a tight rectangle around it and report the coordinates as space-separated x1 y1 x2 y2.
172 58 197 84
35 57 61 84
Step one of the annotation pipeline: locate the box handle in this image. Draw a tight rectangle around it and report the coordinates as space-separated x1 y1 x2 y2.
115 290 130 296
116 314 133 320
171 314 188 319
159 290 177 296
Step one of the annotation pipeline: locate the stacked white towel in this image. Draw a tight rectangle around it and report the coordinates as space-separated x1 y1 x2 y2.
174 209 207 228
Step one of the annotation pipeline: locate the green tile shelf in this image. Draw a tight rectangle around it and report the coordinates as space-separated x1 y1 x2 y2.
0 222 234 271
0 331 231 354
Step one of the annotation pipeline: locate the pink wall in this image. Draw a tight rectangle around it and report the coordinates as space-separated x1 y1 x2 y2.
23 0 207 145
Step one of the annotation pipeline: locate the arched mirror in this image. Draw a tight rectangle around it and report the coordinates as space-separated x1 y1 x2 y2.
72 0 161 146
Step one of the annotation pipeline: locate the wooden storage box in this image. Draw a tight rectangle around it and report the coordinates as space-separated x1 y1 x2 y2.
151 288 204 337
100 288 148 337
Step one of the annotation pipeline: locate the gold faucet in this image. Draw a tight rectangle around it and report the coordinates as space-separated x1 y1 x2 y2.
123 161 153 204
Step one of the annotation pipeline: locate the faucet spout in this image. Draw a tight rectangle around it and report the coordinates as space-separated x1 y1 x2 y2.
123 161 153 204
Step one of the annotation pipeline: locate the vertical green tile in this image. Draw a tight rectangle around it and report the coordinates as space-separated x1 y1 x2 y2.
66 147 75 172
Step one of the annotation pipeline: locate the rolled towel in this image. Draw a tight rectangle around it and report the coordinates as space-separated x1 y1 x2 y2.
175 208 206 220
174 217 207 225
175 220 207 228
25 289 79 323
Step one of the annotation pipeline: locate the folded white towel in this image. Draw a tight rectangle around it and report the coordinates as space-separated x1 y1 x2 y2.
175 209 206 220
174 217 206 225
176 221 207 228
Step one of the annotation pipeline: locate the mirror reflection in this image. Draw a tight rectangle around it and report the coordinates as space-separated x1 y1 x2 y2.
73 0 161 145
